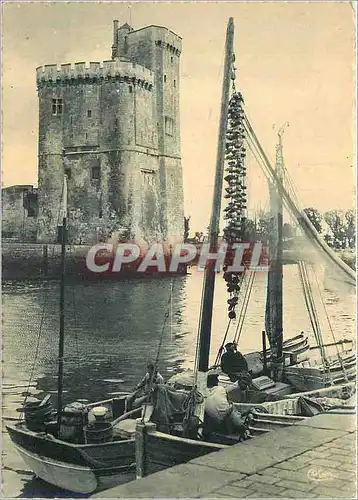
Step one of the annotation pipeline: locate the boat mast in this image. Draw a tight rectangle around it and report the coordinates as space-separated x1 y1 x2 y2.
57 175 68 430
197 19 235 376
267 125 287 380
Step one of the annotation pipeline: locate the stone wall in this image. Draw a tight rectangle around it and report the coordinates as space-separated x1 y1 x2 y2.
2 186 38 242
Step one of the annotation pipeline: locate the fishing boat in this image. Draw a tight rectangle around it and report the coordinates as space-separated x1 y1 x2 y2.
5 177 143 494
134 17 356 477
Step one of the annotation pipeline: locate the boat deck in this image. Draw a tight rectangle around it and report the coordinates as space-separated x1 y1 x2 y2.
92 408 356 498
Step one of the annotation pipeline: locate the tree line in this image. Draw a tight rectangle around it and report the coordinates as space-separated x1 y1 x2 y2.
303 207 356 250
184 208 356 251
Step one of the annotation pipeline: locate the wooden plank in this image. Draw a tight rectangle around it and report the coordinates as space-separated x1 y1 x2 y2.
149 431 228 449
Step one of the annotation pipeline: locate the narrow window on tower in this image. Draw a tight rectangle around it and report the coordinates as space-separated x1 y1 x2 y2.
27 205 36 217
52 98 63 115
164 75 167 83
25 190 38 217
92 166 100 180
174 79 176 88
87 110 92 118
165 116 174 136
171 56 174 63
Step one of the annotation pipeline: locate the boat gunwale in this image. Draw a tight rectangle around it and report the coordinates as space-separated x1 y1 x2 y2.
6 423 135 449
151 430 230 448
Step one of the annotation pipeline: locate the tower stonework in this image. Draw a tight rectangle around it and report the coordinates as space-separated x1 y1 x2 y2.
37 21 184 248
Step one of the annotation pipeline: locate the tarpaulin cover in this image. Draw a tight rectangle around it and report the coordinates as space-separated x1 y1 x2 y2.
166 370 196 390
151 385 190 432
297 396 325 416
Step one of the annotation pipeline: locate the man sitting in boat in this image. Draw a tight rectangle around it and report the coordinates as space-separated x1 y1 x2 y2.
126 362 164 411
221 342 251 387
204 372 249 437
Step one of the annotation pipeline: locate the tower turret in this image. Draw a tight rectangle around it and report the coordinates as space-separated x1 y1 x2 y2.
111 20 119 58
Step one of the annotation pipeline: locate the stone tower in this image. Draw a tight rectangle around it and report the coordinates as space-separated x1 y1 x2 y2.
37 21 184 248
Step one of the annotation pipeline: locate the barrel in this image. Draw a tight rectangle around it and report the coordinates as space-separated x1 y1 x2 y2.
59 403 88 442
84 422 113 444
23 401 53 432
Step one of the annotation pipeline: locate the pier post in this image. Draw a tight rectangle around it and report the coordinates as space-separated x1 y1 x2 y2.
135 420 156 479
262 330 268 375
43 244 48 278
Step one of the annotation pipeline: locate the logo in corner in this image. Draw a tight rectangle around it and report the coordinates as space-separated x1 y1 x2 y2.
307 467 337 482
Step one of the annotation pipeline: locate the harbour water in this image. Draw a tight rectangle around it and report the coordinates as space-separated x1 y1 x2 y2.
1 266 355 497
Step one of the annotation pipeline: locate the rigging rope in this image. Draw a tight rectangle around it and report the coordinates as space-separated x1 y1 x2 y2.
141 278 176 423
297 260 331 378
310 266 349 381
20 293 50 420
21 182 68 418
214 319 232 366
243 111 351 377
234 271 256 345
215 270 256 366
70 276 82 387
243 115 355 285
297 261 318 339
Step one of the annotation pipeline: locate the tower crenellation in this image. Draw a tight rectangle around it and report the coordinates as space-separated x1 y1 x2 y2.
36 61 154 89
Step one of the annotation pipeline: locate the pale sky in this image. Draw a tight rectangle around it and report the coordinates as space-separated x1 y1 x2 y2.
2 1 356 232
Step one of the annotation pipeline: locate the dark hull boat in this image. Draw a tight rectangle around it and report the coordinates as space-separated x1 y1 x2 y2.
5 176 140 494
6 399 137 494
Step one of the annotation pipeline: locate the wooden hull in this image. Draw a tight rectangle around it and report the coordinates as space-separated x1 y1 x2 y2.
142 407 309 476
284 366 356 391
141 382 355 477
263 333 309 356
12 442 97 494
6 424 135 494
145 431 225 476
257 333 310 368
284 350 356 391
